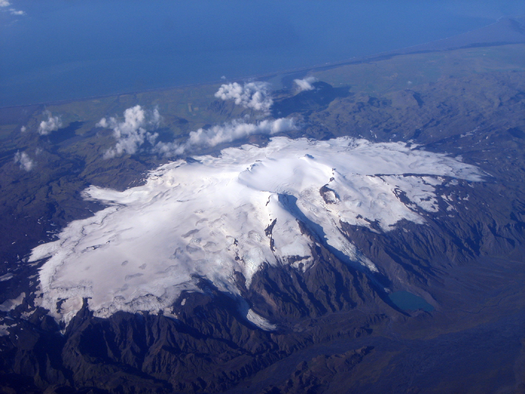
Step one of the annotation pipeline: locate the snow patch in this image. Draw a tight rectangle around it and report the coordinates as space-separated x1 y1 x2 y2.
0 273 14 282
246 309 277 331
0 292 25 312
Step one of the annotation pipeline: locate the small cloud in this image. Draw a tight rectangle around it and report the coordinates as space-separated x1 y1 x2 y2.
99 105 161 159
149 107 161 128
215 82 273 114
154 117 297 157
294 77 318 92
0 0 25 16
96 118 108 128
38 111 63 135
14 151 34 171
20 126 26 133
221 76 226 80
99 105 295 159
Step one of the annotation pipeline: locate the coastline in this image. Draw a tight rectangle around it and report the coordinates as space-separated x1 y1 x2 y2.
1 16 523 111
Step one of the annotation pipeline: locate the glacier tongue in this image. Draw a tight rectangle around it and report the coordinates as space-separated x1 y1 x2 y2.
29 137 483 323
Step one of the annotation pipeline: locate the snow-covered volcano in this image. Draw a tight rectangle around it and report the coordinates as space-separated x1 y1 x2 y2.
29 137 484 324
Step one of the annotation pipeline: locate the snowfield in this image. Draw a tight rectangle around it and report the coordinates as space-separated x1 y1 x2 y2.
29 137 484 326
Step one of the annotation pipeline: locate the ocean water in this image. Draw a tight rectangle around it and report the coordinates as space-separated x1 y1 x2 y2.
1 0 524 107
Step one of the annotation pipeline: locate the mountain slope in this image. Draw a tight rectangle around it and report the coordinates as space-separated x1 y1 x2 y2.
1 53 525 393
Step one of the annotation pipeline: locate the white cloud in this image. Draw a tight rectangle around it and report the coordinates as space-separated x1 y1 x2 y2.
98 104 294 159
9 8 24 15
154 118 297 157
14 151 34 171
0 1 25 16
38 111 63 135
95 118 108 128
97 105 161 159
149 107 161 127
294 77 318 92
20 126 26 133
215 82 273 114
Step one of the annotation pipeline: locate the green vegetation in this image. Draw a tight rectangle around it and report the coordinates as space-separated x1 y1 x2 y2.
311 44 525 94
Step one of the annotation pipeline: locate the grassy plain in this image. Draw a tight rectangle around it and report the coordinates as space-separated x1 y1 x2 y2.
311 44 525 94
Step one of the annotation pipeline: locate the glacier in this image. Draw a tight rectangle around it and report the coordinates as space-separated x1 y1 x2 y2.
29 137 484 325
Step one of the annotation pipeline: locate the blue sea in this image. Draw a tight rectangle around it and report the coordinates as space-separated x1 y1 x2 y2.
1 0 524 107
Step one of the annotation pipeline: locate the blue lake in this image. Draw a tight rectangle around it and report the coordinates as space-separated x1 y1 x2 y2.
1 0 524 107
389 291 435 312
